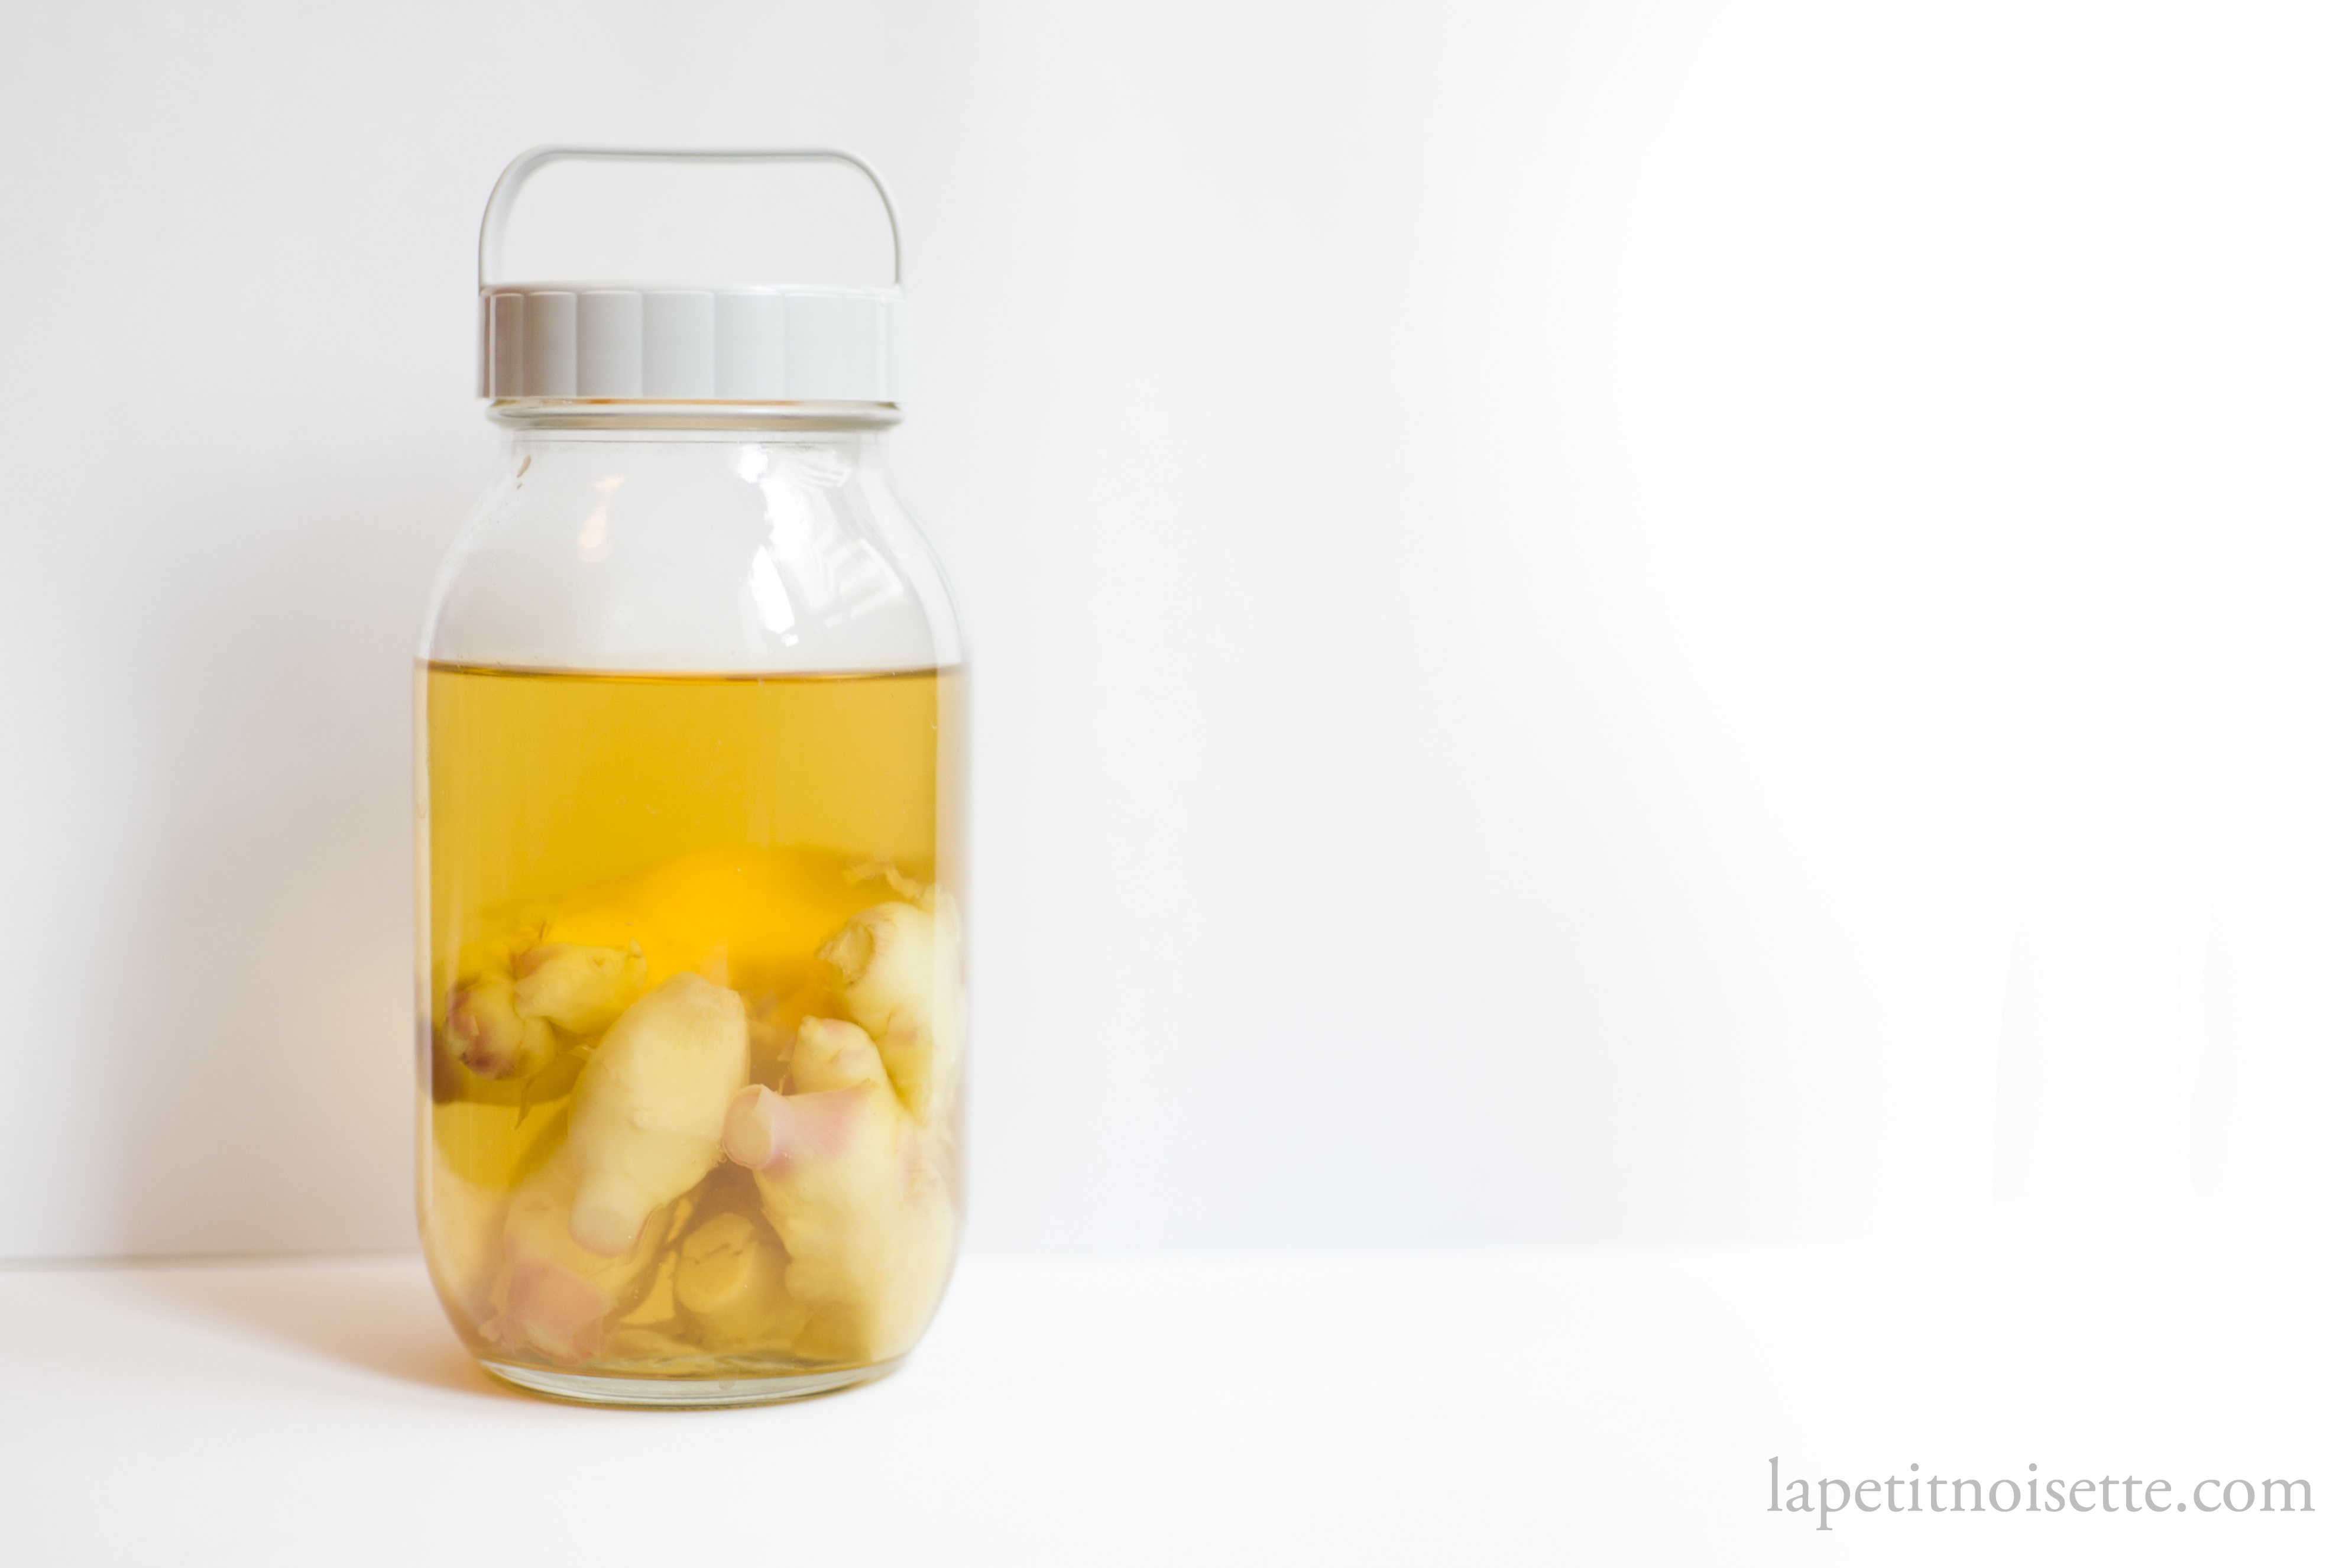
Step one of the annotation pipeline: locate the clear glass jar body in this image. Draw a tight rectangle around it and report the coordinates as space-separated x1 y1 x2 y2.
415 401 966 1406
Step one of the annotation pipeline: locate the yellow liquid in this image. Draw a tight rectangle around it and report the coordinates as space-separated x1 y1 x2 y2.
417 662 966 1385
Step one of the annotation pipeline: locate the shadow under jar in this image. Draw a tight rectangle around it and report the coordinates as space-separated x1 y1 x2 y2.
414 148 967 1407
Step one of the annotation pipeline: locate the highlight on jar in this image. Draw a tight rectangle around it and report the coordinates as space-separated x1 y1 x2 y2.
422 841 964 1391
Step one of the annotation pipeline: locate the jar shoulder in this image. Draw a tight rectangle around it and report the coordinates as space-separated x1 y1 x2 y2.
421 435 963 675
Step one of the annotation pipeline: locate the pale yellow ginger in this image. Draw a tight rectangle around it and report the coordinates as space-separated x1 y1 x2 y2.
445 941 643 1084
422 1148 508 1329
817 896 963 1125
675 1211 804 1346
565 972 749 1258
513 941 645 1034
445 973 556 1080
434 876 966 1373
483 1146 671 1363
724 1015 955 1363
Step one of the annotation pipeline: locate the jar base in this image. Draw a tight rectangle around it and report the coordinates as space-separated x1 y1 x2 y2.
480 1356 902 1408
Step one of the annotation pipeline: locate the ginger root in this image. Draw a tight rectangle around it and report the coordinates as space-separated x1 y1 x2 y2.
724 1016 955 1363
817 896 963 1125
446 941 644 1083
422 1148 509 1329
675 1211 802 1346
445 974 556 1080
513 941 645 1034
482 1146 671 1363
564 972 749 1258
430 860 969 1373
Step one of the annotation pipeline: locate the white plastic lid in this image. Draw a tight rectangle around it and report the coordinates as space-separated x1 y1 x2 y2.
477 147 903 404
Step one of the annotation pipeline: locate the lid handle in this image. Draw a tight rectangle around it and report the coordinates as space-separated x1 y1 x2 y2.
478 145 903 289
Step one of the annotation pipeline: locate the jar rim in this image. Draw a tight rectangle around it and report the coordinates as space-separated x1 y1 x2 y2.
488 398 902 432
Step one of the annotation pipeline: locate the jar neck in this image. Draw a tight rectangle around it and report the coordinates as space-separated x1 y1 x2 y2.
487 398 902 434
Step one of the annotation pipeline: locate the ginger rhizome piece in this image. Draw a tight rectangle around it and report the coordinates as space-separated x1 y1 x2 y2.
724 1015 956 1363
564 972 750 1258
513 941 646 1034
423 1098 566 1327
675 1211 801 1346
445 973 556 1080
483 1146 673 1363
423 1149 509 1329
818 897 963 1125
443 939 644 1083
426 851 965 1374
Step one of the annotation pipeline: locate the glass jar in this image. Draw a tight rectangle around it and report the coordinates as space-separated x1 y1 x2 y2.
414 149 966 1407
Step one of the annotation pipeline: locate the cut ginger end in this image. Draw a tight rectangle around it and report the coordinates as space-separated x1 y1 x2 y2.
674 1212 796 1342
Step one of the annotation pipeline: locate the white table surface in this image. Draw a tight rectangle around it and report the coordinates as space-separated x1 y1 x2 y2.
2 1207 2343 1565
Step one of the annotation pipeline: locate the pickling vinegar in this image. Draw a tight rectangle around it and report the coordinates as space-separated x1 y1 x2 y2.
417 662 967 1384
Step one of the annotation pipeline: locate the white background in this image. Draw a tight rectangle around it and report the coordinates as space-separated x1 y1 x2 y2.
1 0 2348 1265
